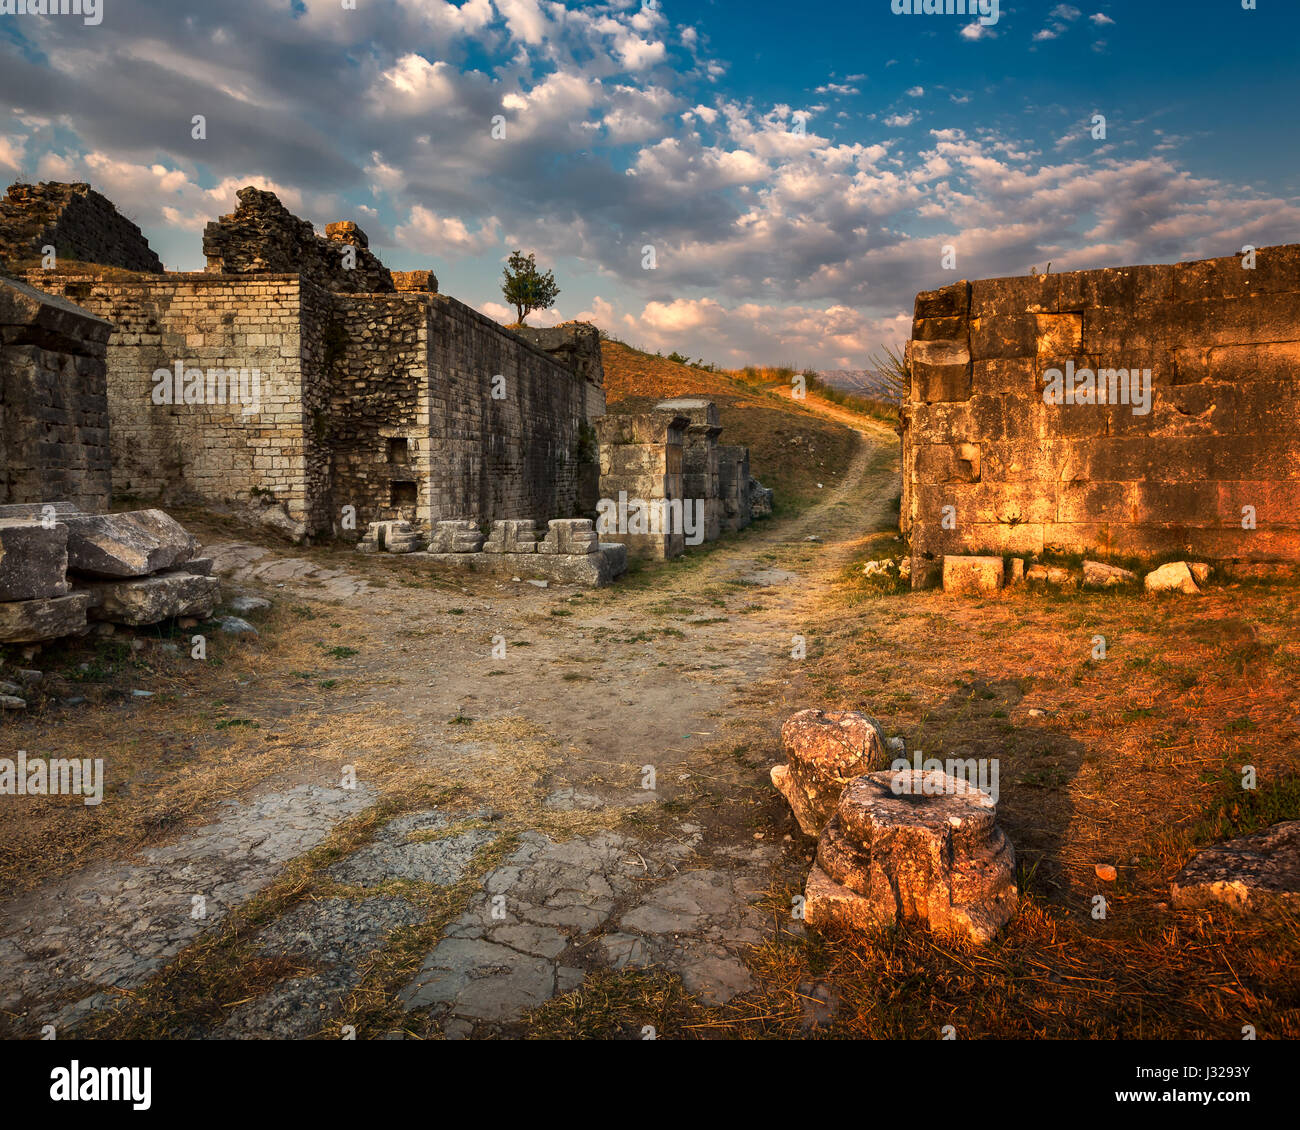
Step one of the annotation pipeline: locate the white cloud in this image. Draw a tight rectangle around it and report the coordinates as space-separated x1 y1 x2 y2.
1090 12 1115 25
395 204 501 255
884 112 916 128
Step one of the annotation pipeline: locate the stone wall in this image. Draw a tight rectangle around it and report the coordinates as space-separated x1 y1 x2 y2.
26 270 325 532
0 182 162 273
425 296 590 527
0 275 112 512
902 243 1300 574
12 184 601 539
717 444 751 532
513 321 607 421
657 398 722 542
596 410 687 559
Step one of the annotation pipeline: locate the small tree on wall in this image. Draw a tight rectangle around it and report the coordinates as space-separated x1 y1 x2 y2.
502 250 560 326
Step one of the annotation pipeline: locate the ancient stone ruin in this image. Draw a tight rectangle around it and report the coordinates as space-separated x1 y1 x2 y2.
3 180 769 570
772 709 1018 945
0 276 112 514
902 245 1300 585
0 502 216 656
806 769 1019 945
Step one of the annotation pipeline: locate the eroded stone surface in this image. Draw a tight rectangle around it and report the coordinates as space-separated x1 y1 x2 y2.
1170 821 1300 918
806 769 1018 944
0 783 374 1030
773 709 890 836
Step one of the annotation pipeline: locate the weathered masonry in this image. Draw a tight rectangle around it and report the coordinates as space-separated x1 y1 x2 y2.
10 184 604 539
902 244 1300 577
0 275 112 513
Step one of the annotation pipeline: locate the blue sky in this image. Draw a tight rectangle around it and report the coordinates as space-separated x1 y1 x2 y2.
2 0 1297 368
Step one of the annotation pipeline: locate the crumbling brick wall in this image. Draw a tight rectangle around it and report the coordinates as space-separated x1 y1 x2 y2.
0 275 113 512
903 244 1300 572
0 182 163 273
15 184 598 537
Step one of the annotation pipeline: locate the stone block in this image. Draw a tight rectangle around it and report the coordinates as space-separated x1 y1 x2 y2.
942 555 1003 595
1144 561 1200 594
599 542 627 579
482 520 540 554
1170 821 1299 919
429 521 484 554
0 520 70 600
1082 560 1137 588
0 592 90 642
773 709 891 837
80 573 221 625
62 509 198 577
538 518 598 555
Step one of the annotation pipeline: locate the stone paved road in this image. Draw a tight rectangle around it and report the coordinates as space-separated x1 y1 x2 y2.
0 413 899 1038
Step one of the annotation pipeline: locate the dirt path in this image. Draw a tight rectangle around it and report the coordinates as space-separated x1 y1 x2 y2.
0 411 902 1039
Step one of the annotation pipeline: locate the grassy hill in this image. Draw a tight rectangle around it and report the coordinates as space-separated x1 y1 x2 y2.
599 339 889 517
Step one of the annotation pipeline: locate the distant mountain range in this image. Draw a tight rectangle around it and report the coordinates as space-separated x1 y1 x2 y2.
816 369 897 398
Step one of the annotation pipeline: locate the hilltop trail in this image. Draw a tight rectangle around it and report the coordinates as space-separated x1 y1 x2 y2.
0 404 902 1039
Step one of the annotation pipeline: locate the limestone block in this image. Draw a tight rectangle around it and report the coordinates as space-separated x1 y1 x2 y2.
749 478 774 519
1082 560 1137 588
1170 821 1299 918
482 520 540 554
80 573 221 626
1025 564 1075 587
62 509 198 578
773 709 890 837
538 519 599 556
362 520 422 554
942 555 1004 595
599 542 628 579
0 593 90 642
1144 561 1200 594
429 520 484 554
806 770 1018 944
0 521 71 601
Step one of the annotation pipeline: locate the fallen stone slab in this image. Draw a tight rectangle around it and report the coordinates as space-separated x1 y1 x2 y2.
1025 564 1075 586
62 509 198 578
359 519 423 554
806 769 1018 944
1083 560 1137 588
80 573 221 625
416 550 611 588
1170 821 1299 918
0 593 90 642
773 709 891 836
0 520 70 600
1145 561 1201 594
0 695 25 710
942 554 1004 595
